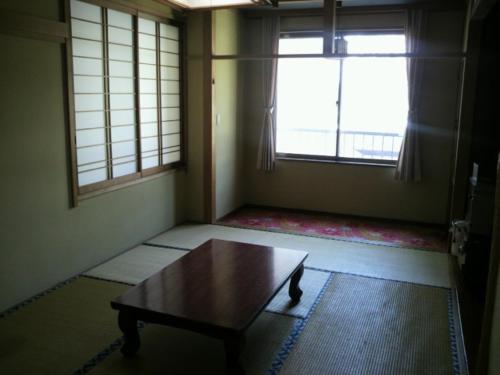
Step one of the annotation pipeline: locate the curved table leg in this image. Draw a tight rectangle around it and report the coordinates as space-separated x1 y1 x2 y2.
118 310 140 357
289 264 304 304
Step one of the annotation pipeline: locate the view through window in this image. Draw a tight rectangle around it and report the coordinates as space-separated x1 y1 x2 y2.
276 33 408 162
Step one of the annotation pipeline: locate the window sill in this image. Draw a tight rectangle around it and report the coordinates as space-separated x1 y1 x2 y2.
276 154 397 168
77 164 185 204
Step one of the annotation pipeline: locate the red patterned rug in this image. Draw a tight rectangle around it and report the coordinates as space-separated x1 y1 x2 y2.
218 206 448 253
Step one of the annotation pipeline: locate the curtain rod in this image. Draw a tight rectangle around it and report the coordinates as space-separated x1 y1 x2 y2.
244 1 465 18
211 52 467 60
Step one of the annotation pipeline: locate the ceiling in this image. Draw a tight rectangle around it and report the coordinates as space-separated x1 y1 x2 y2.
163 0 456 10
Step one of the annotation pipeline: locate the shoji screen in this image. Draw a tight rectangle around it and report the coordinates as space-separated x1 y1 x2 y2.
138 17 160 170
159 24 181 165
69 0 183 192
107 9 137 178
71 0 107 186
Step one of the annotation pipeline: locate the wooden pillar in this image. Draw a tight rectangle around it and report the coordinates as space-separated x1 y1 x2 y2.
203 11 215 223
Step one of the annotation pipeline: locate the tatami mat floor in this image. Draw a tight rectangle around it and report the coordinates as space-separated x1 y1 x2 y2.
0 223 463 375
146 223 455 288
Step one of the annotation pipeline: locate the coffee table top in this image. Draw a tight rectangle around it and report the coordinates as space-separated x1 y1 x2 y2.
111 239 308 332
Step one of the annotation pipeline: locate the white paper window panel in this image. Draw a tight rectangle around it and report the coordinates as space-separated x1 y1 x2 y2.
71 19 102 41
110 109 135 126
162 133 181 148
162 151 181 164
138 33 156 49
162 121 180 134
161 66 179 80
161 94 180 108
109 61 133 77
141 122 158 137
140 94 157 108
140 108 157 123
139 48 156 64
110 94 134 110
78 168 107 186
76 128 106 147
73 75 103 94
72 38 102 58
107 9 133 30
141 137 159 152
113 154 136 164
162 107 180 121
164 145 180 152
142 149 158 158
77 144 106 165
109 77 133 93
75 94 104 111
108 44 133 62
112 140 136 159
108 27 133 46
76 111 105 130
70 0 101 23
159 38 179 53
73 57 103 76
78 160 106 173
160 52 179 67
139 63 156 79
111 125 135 142
138 18 156 35
140 79 157 94
161 80 180 94
113 161 136 177
142 154 159 169
159 24 179 40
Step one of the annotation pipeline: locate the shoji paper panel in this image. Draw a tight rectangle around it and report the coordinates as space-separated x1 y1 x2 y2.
71 0 106 186
159 22 181 165
138 17 159 169
108 8 137 178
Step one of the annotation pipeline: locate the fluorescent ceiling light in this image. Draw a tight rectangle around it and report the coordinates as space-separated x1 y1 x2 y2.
166 0 258 9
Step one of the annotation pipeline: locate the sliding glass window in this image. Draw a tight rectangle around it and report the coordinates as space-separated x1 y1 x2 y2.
69 0 184 195
276 32 408 165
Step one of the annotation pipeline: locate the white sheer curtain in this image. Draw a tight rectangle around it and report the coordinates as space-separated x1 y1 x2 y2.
256 16 280 171
395 9 426 182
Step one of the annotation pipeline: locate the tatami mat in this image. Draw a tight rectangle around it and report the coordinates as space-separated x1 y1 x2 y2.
0 277 127 374
146 224 454 288
84 312 297 375
84 244 330 319
279 273 466 375
84 245 186 285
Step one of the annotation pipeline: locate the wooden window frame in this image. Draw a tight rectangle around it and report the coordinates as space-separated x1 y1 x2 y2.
65 0 187 200
275 29 406 167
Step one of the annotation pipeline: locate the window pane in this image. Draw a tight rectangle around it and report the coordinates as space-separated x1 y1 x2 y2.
107 9 133 29
70 0 101 23
276 38 339 156
72 39 102 58
109 77 133 93
345 34 405 54
339 34 407 160
159 24 179 40
108 27 133 45
78 168 107 186
279 37 322 54
71 19 102 41
108 44 133 62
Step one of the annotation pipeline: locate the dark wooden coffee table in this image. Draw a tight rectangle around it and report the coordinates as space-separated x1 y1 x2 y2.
110 239 308 374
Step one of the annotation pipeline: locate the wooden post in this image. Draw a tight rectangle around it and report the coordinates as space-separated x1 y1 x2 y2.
203 11 215 223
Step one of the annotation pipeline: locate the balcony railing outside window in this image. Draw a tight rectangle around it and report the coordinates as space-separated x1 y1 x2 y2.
277 128 403 161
